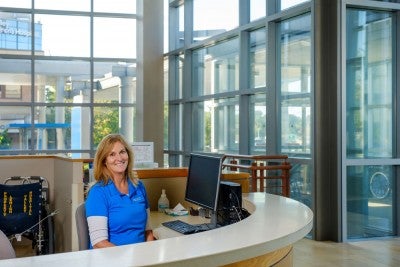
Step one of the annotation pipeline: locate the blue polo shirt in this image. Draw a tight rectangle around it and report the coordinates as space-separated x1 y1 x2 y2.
85 179 149 247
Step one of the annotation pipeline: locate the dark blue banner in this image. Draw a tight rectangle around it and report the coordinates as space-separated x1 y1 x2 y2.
0 183 41 236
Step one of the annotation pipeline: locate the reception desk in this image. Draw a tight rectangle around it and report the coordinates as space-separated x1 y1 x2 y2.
0 193 313 267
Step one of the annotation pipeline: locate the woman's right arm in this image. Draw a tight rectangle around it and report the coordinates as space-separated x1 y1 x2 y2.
87 215 115 248
86 185 114 248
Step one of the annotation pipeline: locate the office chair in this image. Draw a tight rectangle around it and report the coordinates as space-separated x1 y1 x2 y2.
0 230 16 260
75 202 90 250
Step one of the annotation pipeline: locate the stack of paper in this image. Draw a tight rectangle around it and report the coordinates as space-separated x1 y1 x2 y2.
164 203 188 216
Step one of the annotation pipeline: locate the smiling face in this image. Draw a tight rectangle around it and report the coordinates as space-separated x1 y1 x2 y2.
105 141 129 179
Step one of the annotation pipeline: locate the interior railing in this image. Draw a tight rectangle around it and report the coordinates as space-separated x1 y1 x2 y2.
221 154 291 197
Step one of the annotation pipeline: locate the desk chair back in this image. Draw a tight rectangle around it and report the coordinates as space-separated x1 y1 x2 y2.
75 202 90 250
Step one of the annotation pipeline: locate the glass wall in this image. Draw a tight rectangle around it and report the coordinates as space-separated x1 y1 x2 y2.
167 1 314 212
0 3 137 156
250 0 266 21
250 94 267 154
346 10 393 159
167 0 400 242
277 14 312 208
192 97 239 154
166 0 275 165
249 28 266 89
345 8 395 239
278 15 312 156
192 0 238 41
192 38 239 96
279 0 310 11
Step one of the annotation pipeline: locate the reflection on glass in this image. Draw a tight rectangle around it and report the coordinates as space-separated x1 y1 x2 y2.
347 165 394 239
290 163 312 208
193 0 238 41
0 106 31 150
35 14 90 57
0 59 31 103
250 0 266 21
192 97 239 154
250 94 266 154
35 0 90 12
94 0 136 14
346 9 393 158
34 60 90 103
192 38 239 96
0 12 34 53
280 0 309 11
250 28 266 88
93 17 136 58
279 15 311 155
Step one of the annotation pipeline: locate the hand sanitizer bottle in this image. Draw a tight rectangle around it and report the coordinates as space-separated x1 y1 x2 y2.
158 189 169 212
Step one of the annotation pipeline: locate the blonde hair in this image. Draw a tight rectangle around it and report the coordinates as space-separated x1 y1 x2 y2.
93 134 139 186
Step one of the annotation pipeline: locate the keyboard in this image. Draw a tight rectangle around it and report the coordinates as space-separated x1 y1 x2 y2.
162 219 212 235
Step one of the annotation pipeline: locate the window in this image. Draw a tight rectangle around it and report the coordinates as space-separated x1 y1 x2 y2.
279 0 309 11
250 28 266 89
345 8 395 240
192 38 239 97
278 14 311 156
250 0 266 21
193 0 238 42
192 97 239 154
4 85 22 99
0 5 137 156
346 9 393 159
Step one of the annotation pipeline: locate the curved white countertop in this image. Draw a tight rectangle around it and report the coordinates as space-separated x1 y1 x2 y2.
0 193 313 267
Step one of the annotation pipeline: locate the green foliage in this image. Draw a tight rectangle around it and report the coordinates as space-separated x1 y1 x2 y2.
0 129 12 148
254 109 266 138
93 107 119 147
205 111 211 149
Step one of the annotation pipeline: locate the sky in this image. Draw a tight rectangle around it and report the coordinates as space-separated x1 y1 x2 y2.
0 0 309 57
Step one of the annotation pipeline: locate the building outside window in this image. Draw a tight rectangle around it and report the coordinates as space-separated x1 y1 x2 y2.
0 3 137 157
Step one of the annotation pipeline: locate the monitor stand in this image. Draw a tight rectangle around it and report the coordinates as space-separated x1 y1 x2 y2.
208 210 218 229
198 208 219 229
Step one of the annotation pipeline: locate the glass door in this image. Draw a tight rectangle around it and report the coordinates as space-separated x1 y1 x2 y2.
345 8 395 239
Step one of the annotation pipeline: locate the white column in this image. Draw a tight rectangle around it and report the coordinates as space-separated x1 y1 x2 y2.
136 0 164 166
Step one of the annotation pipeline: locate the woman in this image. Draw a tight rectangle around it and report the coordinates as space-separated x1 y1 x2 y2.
85 134 155 248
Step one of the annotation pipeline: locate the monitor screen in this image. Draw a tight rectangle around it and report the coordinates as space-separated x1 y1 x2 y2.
185 153 223 212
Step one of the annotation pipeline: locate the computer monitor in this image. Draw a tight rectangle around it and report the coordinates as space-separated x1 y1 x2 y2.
185 153 223 213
